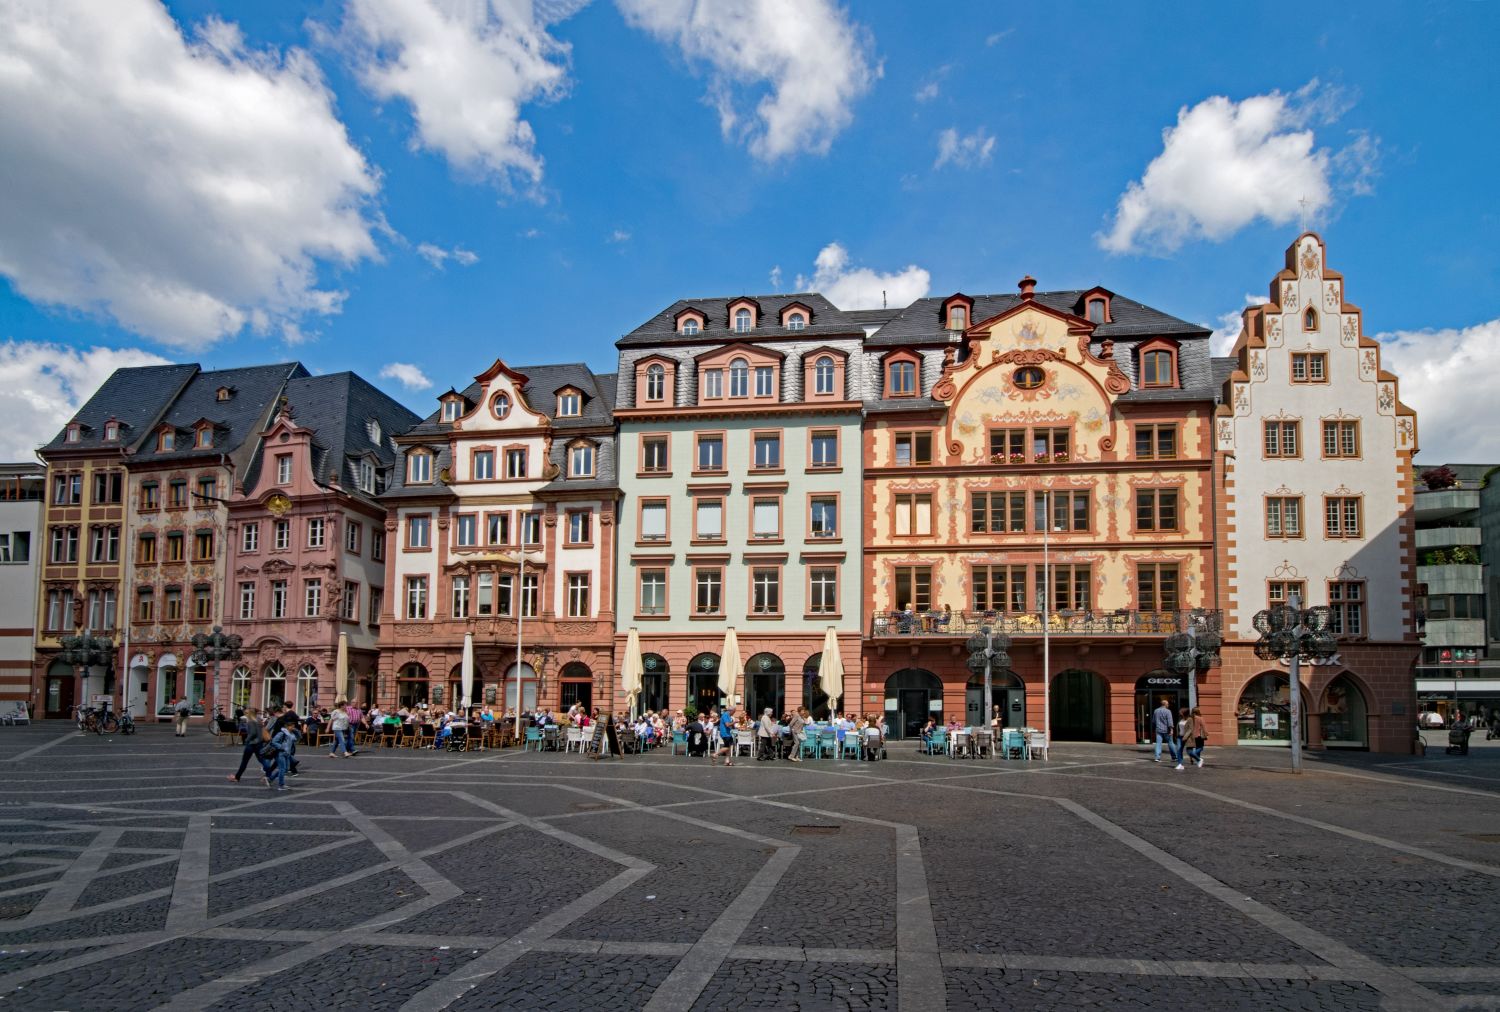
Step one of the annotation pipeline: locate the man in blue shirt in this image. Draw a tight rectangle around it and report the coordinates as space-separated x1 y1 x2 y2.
1151 700 1178 764
711 708 737 767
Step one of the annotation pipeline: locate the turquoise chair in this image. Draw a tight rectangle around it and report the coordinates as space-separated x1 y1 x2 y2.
841 733 861 759
799 733 820 760
926 729 947 756
671 730 687 756
817 730 837 759
524 727 544 751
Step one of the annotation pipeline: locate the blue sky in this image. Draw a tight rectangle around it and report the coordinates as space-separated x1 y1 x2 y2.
1 0 1497 462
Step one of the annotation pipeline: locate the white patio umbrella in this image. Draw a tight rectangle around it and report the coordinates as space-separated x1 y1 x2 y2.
335 632 349 701
460 632 475 710
621 628 644 718
817 626 845 717
718 628 741 711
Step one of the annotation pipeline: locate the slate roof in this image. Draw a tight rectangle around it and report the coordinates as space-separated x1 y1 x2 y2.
846 308 901 329
619 292 864 347
41 363 198 454
866 290 1210 347
130 363 307 464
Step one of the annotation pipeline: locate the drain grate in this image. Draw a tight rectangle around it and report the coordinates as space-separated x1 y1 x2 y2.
570 801 615 812
1462 833 1500 843
790 824 841 835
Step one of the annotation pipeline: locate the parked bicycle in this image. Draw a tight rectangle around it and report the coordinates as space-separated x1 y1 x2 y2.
73 705 118 735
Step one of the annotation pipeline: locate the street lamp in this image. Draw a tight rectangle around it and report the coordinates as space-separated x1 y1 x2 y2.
57 633 114 711
966 627 1012 739
188 625 243 717
1252 595 1338 773
1164 610 1224 710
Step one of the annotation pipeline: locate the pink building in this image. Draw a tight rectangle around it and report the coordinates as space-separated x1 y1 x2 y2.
223 375 418 712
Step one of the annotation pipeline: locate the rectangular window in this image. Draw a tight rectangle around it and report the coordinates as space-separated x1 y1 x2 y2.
755 365 775 397
702 369 723 399
47 588 73 630
92 471 122 504
569 444 595 477
520 573 538 618
808 567 838 614
1291 352 1328 383
487 512 511 546
193 529 214 561
970 491 1028 534
1325 496 1363 539
888 360 916 396
164 587 182 621
972 564 1027 613
407 516 431 549
752 433 781 470
567 510 592 545
276 454 292 484
694 567 723 615
751 497 780 539
1135 489 1180 532
641 436 669 474
1266 496 1303 538
1137 563 1179 613
809 429 838 468
137 534 157 564
455 513 478 547
242 523 259 553
1134 424 1177 460
1033 490 1090 532
135 588 153 624
194 586 212 621
505 449 527 479
343 581 359 621
639 569 667 615
53 474 81 506
751 567 780 614
521 512 542 546
988 428 1026 462
1329 581 1366 637
1268 580 1306 609
809 496 838 538
893 431 932 466
567 573 591 618
894 493 933 536
1263 420 1301 458
195 476 217 502
1032 428 1070 462
476 572 493 615
696 435 724 472
371 533 384 563
239 582 255 620
893 565 932 612
369 589 383 626
473 450 495 480
640 500 668 542
306 517 325 548
1322 420 1360 458
304 579 321 617
1038 563 1092 612
274 520 290 551
694 498 724 541
496 574 513 616
166 532 184 562
168 481 187 508
89 525 120 563
271 580 288 619
451 575 470 618
345 521 361 554
408 453 432 484
405 576 428 619
140 482 159 510
0 532 27 563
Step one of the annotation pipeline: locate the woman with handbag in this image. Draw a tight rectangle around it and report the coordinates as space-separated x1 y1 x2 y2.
1184 708 1209 768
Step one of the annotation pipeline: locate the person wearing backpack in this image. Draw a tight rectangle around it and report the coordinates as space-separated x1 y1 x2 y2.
1184 708 1209 768
328 701 352 758
266 720 300 791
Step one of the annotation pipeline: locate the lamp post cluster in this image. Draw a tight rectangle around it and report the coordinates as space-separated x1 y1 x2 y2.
57 633 114 708
1251 597 1339 773
188 626 243 716
1163 610 1225 710
966 627 1013 732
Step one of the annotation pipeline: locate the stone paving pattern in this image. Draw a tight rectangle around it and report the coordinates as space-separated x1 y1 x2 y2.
2 725 1500 1010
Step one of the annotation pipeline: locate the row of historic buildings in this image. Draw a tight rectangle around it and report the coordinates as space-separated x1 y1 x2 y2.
18 234 1423 750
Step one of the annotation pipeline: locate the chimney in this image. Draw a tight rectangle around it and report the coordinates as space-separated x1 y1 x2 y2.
1018 275 1037 300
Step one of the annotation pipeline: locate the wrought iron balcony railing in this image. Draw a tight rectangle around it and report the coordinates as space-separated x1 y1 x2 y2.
868 609 1222 638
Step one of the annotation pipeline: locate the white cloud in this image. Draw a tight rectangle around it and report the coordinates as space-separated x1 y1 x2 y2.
769 265 783 290
795 242 929 311
615 0 877 160
0 341 173 460
342 0 574 188
1379 319 1500 465
0 0 381 350
607 229 632 244
416 242 480 268
915 81 939 103
1099 80 1378 254
934 126 995 169
379 362 432 390
985 29 1013 46
1207 294 1271 356
518 228 542 239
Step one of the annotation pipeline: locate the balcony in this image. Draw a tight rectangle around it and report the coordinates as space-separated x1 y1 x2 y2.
1414 489 1480 522
1416 526 1481 550
868 609 1221 639
1421 618 1486 647
1417 564 1484 595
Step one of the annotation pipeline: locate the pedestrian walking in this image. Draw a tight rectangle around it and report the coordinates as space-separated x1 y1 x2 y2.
1151 699 1175 763
787 707 807 762
757 708 777 761
267 719 300 791
1184 707 1209 768
328 700 352 757
268 704 301 777
173 696 191 737
227 709 264 782
1174 707 1191 770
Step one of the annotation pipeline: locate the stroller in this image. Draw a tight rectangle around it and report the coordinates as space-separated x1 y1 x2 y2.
445 724 469 752
686 721 708 757
1447 721 1473 756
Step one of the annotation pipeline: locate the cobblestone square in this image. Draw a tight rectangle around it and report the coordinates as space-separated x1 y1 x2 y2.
2 725 1498 1011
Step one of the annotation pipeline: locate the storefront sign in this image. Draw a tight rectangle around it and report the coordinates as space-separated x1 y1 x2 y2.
1277 653 1343 668
1260 712 1280 731
928 699 943 712
1143 676 1184 687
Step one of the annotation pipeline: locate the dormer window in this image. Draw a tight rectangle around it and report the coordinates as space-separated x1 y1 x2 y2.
569 442 595 478
216 386 234 402
491 393 511 420
358 460 375 493
814 356 836 396
366 418 381 443
407 450 433 484
735 308 752 334
159 430 175 452
1079 289 1112 324
947 306 967 330
65 424 81 444
786 312 806 331
1138 339 1179 389
682 318 700 335
728 358 749 398
103 422 119 442
645 364 665 401
1087 299 1106 324
442 399 462 422
557 389 581 417
886 355 919 398
196 428 212 448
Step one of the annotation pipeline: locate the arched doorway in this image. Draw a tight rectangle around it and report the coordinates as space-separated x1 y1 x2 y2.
1134 670 1186 744
397 662 429 710
503 662 537 713
559 661 593 712
1321 674 1369 749
157 654 180 714
967 670 1025 728
43 659 73 718
262 662 287 709
745 653 785 718
884 668 942 740
800 655 831 720
1236 671 1310 746
640 654 668 713
1051 669 1107 741
127 654 150 718
687 653 721 715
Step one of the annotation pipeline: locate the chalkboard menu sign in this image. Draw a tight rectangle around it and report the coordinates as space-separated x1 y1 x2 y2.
588 722 606 755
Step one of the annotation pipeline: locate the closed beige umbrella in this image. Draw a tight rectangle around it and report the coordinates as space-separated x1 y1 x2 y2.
460 632 475 710
817 626 845 717
718 628 741 709
335 632 349 701
620 627 644 717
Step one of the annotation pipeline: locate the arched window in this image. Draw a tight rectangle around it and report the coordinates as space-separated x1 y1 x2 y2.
682 318 700 335
491 392 511 419
729 358 749 397
262 662 286 708
1141 350 1173 388
947 305 967 330
296 664 318 713
786 312 806 331
735 308 752 333
230 666 251 710
1303 307 1318 331
645 364 665 401
814 356 836 396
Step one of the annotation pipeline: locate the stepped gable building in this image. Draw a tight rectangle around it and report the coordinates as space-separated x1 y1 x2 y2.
612 293 864 718
378 359 618 715
861 277 1224 742
1215 233 1419 753
121 363 309 718
0 464 45 711
223 373 420 713
35 363 197 717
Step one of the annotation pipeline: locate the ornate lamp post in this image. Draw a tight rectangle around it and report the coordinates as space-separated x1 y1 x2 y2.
188 625 243 717
1164 610 1224 710
967 626 1012 738
1251 596 1338 773
57 633 115 711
